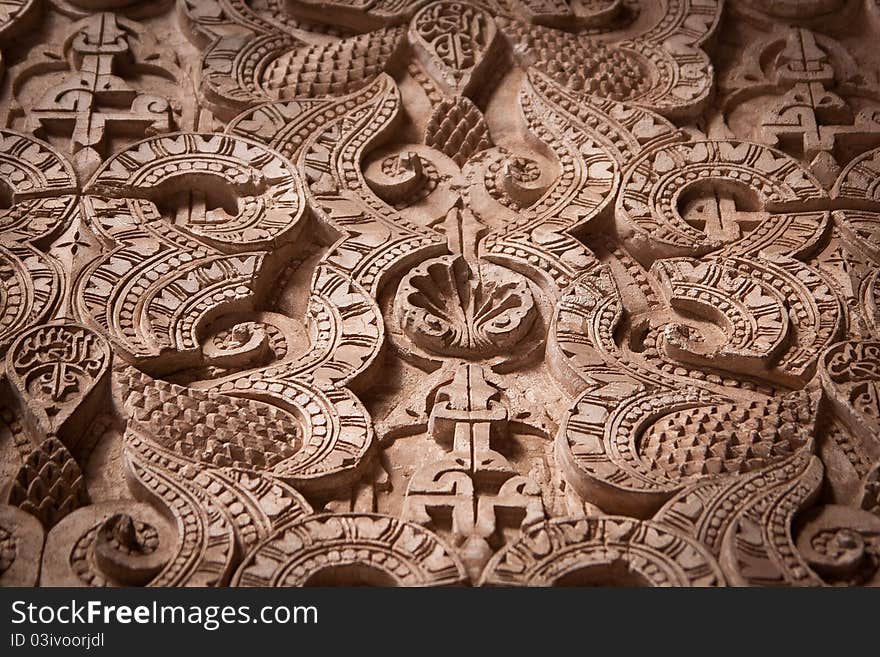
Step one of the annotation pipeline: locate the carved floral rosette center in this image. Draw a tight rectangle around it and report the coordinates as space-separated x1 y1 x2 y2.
396 255 537 360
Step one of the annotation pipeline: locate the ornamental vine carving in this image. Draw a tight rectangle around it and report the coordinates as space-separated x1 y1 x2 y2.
1 0 880 587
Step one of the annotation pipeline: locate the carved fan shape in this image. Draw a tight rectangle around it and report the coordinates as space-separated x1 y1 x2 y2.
398 256 537 359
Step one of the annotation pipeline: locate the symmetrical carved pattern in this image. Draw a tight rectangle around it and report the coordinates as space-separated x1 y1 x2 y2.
2 0 880 588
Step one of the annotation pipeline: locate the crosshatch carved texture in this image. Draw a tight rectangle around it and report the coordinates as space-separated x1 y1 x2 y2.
0 0 879 588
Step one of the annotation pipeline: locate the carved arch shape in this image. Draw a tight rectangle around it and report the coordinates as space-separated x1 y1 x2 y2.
77 131 308 369
548 265 821 517
650 255 843 386
233 512 468 587
479 516 725 586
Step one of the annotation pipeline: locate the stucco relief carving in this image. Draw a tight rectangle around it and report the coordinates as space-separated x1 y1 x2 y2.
0 0 879 587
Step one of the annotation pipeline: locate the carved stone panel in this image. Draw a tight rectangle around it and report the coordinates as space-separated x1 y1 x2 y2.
1 0 879 587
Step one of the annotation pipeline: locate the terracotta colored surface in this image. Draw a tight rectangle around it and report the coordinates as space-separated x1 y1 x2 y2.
0 0 879 587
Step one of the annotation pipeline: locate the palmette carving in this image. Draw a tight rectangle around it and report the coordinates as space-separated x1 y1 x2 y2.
396 255 538 359
1 0 879 588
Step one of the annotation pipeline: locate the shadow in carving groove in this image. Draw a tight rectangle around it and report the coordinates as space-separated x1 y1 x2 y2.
303 564 397 587
553 562 651 587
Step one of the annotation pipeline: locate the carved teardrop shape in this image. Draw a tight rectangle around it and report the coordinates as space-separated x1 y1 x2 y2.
409 1 499 96
5 323 111 443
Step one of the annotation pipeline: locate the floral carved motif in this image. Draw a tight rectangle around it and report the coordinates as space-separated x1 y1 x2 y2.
0 0 879 588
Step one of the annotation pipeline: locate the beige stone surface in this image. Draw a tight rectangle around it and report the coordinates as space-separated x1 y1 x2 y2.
0 0 879 587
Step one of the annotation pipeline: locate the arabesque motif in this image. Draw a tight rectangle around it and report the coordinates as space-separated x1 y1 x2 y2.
0 0 879 587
